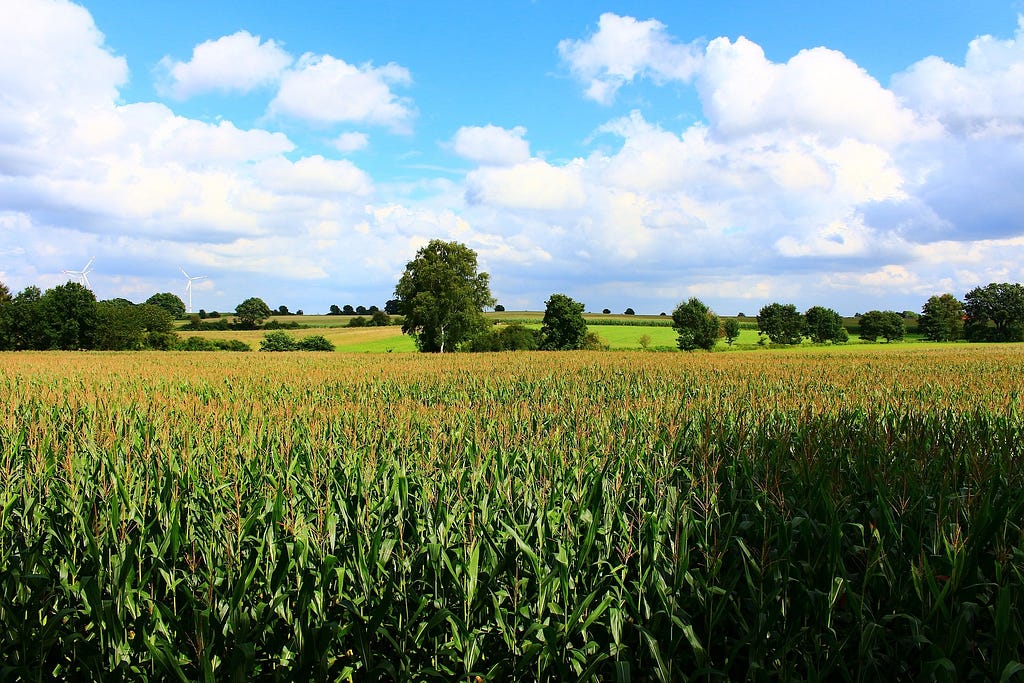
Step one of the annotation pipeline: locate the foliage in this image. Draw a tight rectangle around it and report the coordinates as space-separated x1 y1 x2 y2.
0 350 1022 680
757 303 805 345
96 301 176 350
329 304 343 315
804 305 849 344
260 330 298 351
145 292 187 319
623 307 635 315
296 335 335 351
467 322 542 351
672 297 720 351
858 310 906 342
541 293 588 350
347 316 367 328
384 299 401 315
235 297 273 329
723 318 741 346
370 310 392 327
394 240 494 352
494 304 505 312
963 282 1024 342
919 293 965 342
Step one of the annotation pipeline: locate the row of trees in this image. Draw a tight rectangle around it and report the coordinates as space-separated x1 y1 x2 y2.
391 240 1024 353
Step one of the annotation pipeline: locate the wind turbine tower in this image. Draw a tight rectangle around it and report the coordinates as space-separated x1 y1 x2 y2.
180 267 207 314
63 257 95 289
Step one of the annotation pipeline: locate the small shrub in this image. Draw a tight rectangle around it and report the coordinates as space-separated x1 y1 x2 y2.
297 335 335 352
260 331 297 352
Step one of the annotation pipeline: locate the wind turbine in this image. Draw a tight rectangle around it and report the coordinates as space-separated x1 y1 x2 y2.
63 257 95 288
180 267 207 313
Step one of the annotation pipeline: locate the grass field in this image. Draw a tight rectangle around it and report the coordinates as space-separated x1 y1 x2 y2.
1 346 1022 679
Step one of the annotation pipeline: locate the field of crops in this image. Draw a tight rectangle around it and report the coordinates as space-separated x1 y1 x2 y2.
1 347 1023 680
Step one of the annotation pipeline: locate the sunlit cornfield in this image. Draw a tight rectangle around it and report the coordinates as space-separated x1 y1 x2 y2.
1 348 1022 680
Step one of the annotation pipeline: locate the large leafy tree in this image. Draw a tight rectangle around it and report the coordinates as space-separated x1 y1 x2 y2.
146 292 186 319
919 293 965 342
672 297 720 351
394 240 494 352
757 303 804 345
541 293 587 350
804 306 848 344
858 310 905 343
41 282 99 350
235 297 273 329
963 282 1024 342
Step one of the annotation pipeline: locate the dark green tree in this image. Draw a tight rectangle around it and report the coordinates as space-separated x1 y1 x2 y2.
3 286 46 350
541 293 588 350
260 331 298 351
723 319 741 347
370 310 391 327
235 297 273 329
329 304 342 315
297 335 335 351
757 303 805 345
858 310 905 342
146 292 186 319
804 306 848 344
918 293 965 342
0 281 11 350
384 299 401 315
41 282 99 350
624 308 636 315
494 304 505 312
342 304 355 315
672 298 720 351
963 282 1024 342
394 240 494 353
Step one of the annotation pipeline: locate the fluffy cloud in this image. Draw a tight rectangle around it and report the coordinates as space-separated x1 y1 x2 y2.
332 132 370 153
893 16 1024 134
698 37 932 144
558 13 702 104
158 31 293 99
466 159 586 210
452 125 531 166
270 54 415 130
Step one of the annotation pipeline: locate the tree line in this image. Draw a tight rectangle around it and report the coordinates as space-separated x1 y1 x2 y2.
3 243 1023 352
392 240 1024 353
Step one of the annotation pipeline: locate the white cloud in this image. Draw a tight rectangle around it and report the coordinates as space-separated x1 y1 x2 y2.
270 54 415 130
332 131 370 153
158 31 293 99
893 16 1024 134
698 37 933 145
253 155 373 197
452 125 530 166
558 13 702 104
466 159 586 210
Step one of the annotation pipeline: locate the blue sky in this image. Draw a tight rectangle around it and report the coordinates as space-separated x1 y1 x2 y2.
2 0 1024 315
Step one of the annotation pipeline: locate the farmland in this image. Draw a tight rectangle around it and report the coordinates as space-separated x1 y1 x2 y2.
1 346 1023 680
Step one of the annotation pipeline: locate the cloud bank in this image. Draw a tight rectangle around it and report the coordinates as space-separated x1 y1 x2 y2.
2 2 1024 316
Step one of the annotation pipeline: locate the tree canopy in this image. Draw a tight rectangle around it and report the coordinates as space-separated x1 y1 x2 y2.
963 282 1024 342
858 310 905 343
394 240 494 352
541 293 588 350
672 298 720 351
757 303 804 345
145 292 186 319
235 297 273 329
804 306 848 344
919 293 965 342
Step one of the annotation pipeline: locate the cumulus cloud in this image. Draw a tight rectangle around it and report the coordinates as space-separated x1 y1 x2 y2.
452 125 531 166
270 54 415 130
893 16 1024 134
466 159 587 210
332 131 370 153
698 37 933 144
558 13 702 104
158 31 293 99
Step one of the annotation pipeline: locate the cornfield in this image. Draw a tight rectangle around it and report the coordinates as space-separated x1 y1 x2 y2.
1 347 1022 680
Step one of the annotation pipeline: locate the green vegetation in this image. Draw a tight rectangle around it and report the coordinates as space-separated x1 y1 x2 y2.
0 349 1022 679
